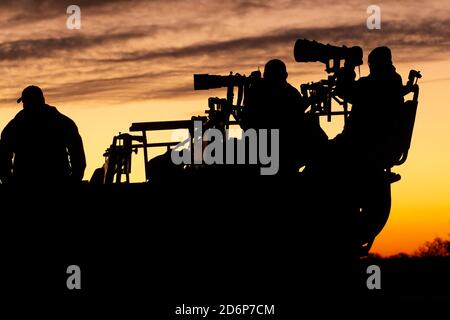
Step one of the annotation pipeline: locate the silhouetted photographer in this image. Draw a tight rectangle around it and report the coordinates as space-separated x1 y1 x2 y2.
0 86 86 185
242 59 317 175
335 46 404 168
327 47 406 248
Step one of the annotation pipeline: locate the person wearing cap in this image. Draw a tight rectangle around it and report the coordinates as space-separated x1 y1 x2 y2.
0 85 86 185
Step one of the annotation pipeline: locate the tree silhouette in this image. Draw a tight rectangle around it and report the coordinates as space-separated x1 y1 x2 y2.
414 237 450 257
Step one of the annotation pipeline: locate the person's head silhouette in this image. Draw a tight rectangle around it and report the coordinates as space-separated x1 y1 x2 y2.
263 59 288 83
17 85 45 110
368 46 393 74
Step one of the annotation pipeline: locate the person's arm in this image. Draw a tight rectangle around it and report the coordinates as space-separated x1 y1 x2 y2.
395 73 405 104
335 65 357 103
295 87 308 114
65 119 86 182
240 80 264 130
0 122 15 184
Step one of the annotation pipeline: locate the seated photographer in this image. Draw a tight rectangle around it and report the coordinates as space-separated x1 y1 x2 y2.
334 46 404 170
242 59 321 175
302 47 405 249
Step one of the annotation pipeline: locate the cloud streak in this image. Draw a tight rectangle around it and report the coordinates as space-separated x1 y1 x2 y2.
0 0 449 107
98 18 450 64
0 30 153 60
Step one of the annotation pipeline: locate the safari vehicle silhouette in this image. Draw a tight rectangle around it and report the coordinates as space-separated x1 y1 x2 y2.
92 39 421 261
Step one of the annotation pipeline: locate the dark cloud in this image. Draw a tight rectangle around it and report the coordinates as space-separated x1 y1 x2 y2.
97 18 450 65
44 69 186 100
230 0 273 12
1 0 146 25
0 29 154 60
0 0 137 9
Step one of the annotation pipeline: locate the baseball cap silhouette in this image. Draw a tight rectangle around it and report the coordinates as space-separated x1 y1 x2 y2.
17 85 45 104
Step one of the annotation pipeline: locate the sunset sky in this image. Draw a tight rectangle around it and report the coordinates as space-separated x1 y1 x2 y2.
0 0 449 256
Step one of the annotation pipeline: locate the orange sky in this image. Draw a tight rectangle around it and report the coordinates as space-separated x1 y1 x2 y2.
0 0 449 256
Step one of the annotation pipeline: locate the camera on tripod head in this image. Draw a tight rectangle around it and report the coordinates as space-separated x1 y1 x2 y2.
294 39 363 122
192 70 262 131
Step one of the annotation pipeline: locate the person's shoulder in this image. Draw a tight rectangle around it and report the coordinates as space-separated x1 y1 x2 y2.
46 105 78 128
1 110 24 136
393 71 403 84
357 76 371 83
6 110 25 126
355 76 374 91
285 82 305 110
46 105 71 120
9 109 26 120
286 82 299 92
286 82 301 97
